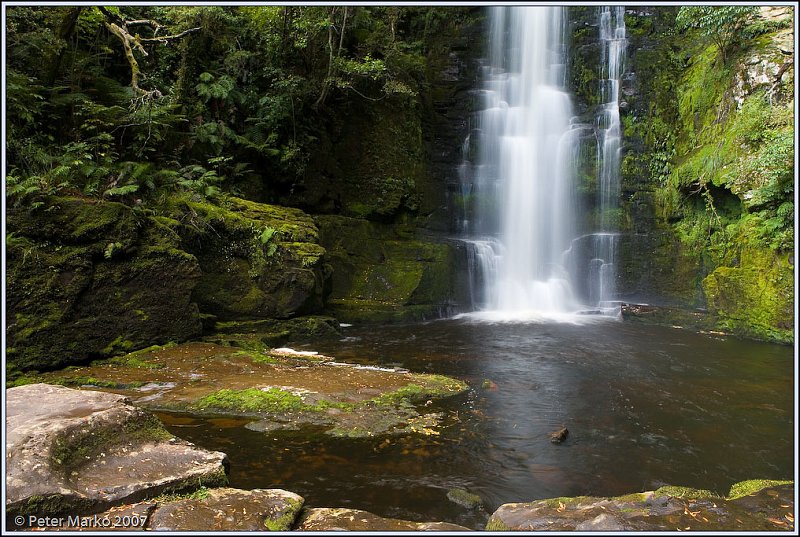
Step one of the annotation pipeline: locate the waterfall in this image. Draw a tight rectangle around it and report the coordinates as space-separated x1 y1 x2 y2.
458 6 627 320
591 6 626 312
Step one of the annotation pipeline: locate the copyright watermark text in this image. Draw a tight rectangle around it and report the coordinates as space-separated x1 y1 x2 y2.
13 513 147 530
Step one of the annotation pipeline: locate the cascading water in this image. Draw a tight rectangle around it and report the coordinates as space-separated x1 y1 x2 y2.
458 6 626 319
591 6 626 312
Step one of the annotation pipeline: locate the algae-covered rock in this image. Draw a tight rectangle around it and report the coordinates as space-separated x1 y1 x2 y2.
447 488 483 509
36 342 469 439
6 198 203 372
5 384 228 521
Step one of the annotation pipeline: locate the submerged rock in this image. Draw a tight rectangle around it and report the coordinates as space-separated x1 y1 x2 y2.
296 507 471 531
486 481 795 531
5 384 228 522
447 488 483 509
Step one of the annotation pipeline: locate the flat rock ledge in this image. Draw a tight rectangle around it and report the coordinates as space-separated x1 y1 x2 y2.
486 483 795 532
6 384 228 523
148 488 304 531
297 507 471 531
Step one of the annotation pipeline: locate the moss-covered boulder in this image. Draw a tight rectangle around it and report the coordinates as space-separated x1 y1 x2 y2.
702 247 793 343
315 215 470 322
6 193 335 373
167 195 331 321
6 198 203 372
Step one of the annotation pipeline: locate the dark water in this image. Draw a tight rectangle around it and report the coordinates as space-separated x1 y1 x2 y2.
159 318 795 529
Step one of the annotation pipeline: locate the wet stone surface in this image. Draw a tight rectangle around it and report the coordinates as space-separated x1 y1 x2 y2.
5 384 228 524
148 488 304 531
36 342 469 439
486 484 795 531
296 507 472 531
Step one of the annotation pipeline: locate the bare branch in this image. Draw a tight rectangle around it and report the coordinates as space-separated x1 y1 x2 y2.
138 27 201 45
99 7 197 99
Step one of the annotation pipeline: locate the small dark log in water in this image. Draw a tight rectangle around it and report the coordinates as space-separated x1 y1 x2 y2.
549 426 568 444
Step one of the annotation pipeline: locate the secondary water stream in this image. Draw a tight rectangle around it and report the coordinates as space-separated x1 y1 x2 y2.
158 319 794 529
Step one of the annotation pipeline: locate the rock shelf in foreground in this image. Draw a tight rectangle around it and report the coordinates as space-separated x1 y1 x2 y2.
6 383 228 521
487 482 795 531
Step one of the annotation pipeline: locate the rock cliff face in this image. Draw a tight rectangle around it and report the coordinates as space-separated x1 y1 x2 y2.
6 195 332 371
569 6 794 342
6 198 203 372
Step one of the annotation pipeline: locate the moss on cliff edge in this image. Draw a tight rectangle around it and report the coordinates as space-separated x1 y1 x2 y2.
617 8 793 342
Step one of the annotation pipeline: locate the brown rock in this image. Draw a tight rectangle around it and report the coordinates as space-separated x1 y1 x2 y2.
297 507 471 531
6 384 228 521
148 488 304 531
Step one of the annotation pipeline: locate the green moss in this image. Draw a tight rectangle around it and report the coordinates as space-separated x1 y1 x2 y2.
727 479 793 500
6 374 45 388
485 518 511 531
152 485 212 504
235 350 278 365
194 388 309 414
446 488 483 509
615 492 649 503
263 497 304 531
101 336 135 356
540 495 592 508
702 247 793 343
654 485 720 500
48 376 144 389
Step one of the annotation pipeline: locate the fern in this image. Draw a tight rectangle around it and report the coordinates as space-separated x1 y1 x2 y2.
104 184 140 197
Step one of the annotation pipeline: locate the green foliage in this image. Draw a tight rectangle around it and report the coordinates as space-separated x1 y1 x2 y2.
195 72 236 102
676 6 759 61
103 241 124 259
4 4 471 214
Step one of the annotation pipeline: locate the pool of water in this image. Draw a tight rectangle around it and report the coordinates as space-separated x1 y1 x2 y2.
158 318 795 529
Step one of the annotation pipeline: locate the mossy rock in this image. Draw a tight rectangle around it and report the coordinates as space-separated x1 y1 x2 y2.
315 215 469 322
702 247 793 343
727 479 793 500
653 485 720 500
164 194 331 320
446 488 483 509
6 198 203 372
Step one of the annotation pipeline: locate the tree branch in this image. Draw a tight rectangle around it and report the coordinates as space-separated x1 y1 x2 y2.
138 27 201 45
99 7 198 99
